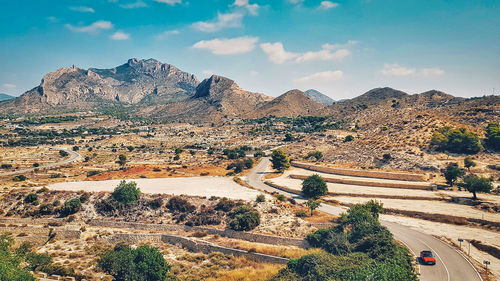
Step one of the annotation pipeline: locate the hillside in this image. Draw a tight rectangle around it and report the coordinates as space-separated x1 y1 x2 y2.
304 89 335 106
248 89 326 118
0 93 14 101
0 58 199 113
140 75 272 122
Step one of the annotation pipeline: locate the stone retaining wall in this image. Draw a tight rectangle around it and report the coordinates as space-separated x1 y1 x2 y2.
292 161 426 182
289 174 432 190
89 220 309 248
109 233 289 264
0 226 81 239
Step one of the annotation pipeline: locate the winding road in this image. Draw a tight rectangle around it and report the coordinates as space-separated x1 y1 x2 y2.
0 146 81 177
246 157 482 281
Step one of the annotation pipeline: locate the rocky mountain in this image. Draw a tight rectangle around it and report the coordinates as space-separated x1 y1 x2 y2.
0 93 14 101
140 75 272 122
304 89 335 106
249 89 326 118
0 58 199 113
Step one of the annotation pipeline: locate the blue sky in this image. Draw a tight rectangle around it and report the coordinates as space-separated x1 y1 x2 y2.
0 0 499 99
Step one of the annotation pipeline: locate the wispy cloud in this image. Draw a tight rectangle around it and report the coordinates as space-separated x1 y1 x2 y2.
233 0 260 15
382 63 416 77
421 67 445 77
294 71 344 83
66 21 113 34
193 36 259 55
319 1 339 10
260 41 353 64
155 29 180 40
120 1 148 9
2 84 16 89
70 6 95 13
192 12 244 32
154 0 182 5
111 31 130 40
287 0 304 4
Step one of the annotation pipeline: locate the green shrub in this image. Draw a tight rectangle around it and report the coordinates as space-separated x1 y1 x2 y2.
344 135 354 142
60 198 81 216
443 163 464 186
276 194 286 201
59 150 69 157
229 208 260 231
112 180 140 204
24 193 38 204
13 175 27 182
255 194 266 203
38 204 54 215
431 126 482 154
295 210 307 218
215 197 239 212
98 244 170 281
486 123 500 150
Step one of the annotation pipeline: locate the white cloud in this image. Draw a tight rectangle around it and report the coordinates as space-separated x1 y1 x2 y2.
70 6 95 13
382 63 416 77
111 31 130 40
120 1 148 9
322 40 358 50
294 71 344 83
260 42 298 64
66 21 113 33
287 0 304 4
233 0 260 15
154 0 182 5
2 84 16 89
155 29 180 40
250 70 259 77
260 41 352 64
296 48 350 63
319 1 338 9
421 67 445 77
192 12 244 32
193 36 259 55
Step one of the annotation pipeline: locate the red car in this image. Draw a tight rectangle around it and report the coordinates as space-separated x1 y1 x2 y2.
420 250 436 265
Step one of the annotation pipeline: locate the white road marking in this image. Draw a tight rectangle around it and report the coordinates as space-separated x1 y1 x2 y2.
417 238 450 281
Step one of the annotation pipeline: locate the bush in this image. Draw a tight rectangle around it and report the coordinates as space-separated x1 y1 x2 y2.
431 126 482 154
443 163 464 186
307 151 323 161
276 194 286 201
26 252 52 270
149 198 163 209
98 244 170 281
215 197 239 212
59 150 69 157
295 210 307 218
38 204 54 215
60 198 82 217
112 180 140 204
229 206 260 231
166 196 195 213
344 135 354 142
13 175 26 182
24 193 38 204
302 174 327 198
255 194 266 203
87 171 101 177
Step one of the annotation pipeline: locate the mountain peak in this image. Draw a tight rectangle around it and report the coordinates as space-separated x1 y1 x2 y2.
304 89 335 105
194 75 237 99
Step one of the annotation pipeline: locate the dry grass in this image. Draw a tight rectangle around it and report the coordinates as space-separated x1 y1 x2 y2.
204 263 284 281
220 240 324 259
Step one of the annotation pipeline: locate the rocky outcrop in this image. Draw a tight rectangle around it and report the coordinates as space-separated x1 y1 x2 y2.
249 89 325 118
304 89 335 106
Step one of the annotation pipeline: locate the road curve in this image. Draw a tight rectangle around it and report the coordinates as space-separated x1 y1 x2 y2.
245 157 482 281
0 146 81 177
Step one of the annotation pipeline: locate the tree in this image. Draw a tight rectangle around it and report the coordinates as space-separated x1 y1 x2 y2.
486 123 500 150
271 149 290 173
464 157 476 172
462 175 493 200
443 163 464 186
431 126 482 154
344 135 354 142
98 244 170 281
118 154 127 166
0 234 36 281
302 174 327 198
305 198 321 216
112 180 140 205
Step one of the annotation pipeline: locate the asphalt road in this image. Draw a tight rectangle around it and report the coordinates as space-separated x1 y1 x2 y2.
245 157 482 281
0 146 81 177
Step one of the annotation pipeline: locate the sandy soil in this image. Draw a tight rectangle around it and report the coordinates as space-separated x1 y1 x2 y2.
46 176 268 201
382 214 500 280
